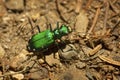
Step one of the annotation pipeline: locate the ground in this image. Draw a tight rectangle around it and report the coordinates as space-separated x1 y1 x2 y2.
0 0 120 80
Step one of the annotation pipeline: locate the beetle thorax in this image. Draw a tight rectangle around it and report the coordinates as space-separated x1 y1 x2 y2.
53 25 69 39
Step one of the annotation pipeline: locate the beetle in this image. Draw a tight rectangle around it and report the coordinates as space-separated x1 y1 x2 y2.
27 23 71 52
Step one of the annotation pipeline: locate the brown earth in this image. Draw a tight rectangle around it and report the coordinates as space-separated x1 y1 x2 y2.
0 0 120 80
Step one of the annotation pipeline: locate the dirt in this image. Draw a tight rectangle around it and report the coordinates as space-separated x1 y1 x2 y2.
0 0 120 80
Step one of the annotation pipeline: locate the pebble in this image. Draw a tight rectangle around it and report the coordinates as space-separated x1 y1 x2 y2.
0 1 6 17
58 66 88 80
10 49 29 69
59 44 78 60
59 72 73 80
0 71 3 80
28 67 49 79
5 0 24 11
76 62 86 69
75 10 88 37
10 71 24 80
46 53 60 66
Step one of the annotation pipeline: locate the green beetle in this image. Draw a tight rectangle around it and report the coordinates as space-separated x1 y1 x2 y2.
27 23 71 52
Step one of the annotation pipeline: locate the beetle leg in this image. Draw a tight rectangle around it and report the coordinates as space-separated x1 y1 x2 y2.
54 42 59 58
54 41 64 59
58 48 63 57
36 25 41 33
49 23 52 31
42 54 45 61
56 22 59 29
26 25 40 35
27 45 31 52
46 23 53 31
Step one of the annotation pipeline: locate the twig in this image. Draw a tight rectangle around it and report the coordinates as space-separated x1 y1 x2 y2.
89 44 102 56
80 49 104 61
27 16 35 34
102 0 109 35
16 21 28 36
99 55 120 66
25 16 38 35
85 0 93 10
109 1 119 13
113 0 117 3
0 67 27 77
110 20 120 33
87 8 100 38
0 57 39 78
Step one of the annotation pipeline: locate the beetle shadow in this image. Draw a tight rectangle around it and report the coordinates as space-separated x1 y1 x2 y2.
30 42 68 60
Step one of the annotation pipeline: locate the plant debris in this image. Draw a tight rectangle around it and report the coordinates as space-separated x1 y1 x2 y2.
0 0 120 80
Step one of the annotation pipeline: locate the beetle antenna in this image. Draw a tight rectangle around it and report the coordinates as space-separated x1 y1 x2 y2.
27 16 35 34
26 26 37 35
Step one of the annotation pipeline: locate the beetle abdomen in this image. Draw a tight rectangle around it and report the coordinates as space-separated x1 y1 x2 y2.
28 30 54 51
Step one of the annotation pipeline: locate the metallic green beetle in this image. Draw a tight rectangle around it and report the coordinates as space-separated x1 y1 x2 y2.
27 24 71 52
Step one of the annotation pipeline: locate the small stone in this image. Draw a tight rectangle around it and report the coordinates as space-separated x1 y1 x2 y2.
10 71 24 80
10 49 29 68
79 46 92 57
60 44 78 60
28 67 49 79
59 72 73 80
58 66 88 80
46 54 60 66
0 44 5 58
5 0 24 11
0 71 3 80
39 59 45 64
63 44 76 52
20 49 31 55
0 1 7 17
75 10 88 37
76 62 86 69
31 12 40 21
3 44 9 49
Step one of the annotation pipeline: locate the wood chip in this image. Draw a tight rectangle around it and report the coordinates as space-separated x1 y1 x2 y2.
89 44 102 56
